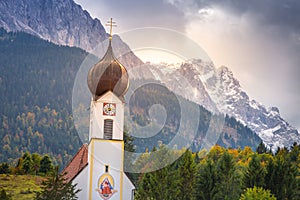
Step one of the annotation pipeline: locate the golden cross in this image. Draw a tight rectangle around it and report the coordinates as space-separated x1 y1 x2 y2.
106 18 117 41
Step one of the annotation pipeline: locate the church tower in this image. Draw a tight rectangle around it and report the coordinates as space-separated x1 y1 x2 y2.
63 19 135 200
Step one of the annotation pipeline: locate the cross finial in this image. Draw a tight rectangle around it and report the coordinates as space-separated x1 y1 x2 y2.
106 18 117 41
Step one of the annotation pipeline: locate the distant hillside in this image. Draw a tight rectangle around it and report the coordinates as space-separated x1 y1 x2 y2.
127 81 261 153
0 29 261 167
0 28 94 166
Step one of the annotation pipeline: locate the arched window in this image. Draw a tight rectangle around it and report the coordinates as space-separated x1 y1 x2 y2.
104 119 113 139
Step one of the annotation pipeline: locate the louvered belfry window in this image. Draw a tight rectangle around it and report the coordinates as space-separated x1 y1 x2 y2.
104 119 113 139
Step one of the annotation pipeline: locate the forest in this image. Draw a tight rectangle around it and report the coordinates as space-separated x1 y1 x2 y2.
0 143 299 200
133 142 300 200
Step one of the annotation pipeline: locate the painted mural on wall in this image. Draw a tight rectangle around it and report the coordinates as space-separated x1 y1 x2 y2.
96 173 117 199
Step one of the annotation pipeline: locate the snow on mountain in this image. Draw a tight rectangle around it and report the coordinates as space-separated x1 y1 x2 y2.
128 61 219 113
213 66 300 151
129 59 300 151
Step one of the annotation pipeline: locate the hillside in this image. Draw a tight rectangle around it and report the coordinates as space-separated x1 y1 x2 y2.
127 81 261 153
0 28 93 166
0 29 262 166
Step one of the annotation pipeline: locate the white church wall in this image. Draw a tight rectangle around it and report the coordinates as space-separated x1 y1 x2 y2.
73 166 89 200
88 139 124 199
123 173 135 200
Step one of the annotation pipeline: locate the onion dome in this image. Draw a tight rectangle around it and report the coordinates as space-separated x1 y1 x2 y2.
87 40 129 99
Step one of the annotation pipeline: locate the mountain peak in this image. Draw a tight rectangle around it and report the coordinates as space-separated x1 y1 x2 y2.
218 66 235 80
149 60 300 151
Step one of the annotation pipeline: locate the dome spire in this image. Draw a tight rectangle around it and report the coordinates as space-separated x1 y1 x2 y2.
106 18 117 41
87 18 129 100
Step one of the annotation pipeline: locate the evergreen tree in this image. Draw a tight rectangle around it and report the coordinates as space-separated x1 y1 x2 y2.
243 153 266 188
256 141 268 154
214 151 242 200
177 149 196 200
196 159 217 200
289 142 300 163
265 149 299 200
136 172 153 199
39 155 53 174
136 165 179 200
34 166 80 200
136 146 179 200
22 152 33 174
240 186 276 200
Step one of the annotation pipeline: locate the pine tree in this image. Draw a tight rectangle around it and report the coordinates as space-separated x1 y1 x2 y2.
39 155 53 174
22 152 33 174
177 149 196 200
136 145 179 200
243 153 266 188
256 141 268 154
196 159 217 200
136 165 179 200
136 172 153 199
35 166 80 200
214 151 242 200
265 148 300 200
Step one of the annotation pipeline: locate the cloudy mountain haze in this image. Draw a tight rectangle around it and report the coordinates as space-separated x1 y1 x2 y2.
75 0 300 131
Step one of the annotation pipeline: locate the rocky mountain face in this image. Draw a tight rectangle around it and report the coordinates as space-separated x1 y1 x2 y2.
129 60 300 151
0 0 142 68
0 0 105 51
213 65 300 151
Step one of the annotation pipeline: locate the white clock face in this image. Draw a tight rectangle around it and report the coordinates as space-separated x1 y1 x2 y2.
103 103 116 116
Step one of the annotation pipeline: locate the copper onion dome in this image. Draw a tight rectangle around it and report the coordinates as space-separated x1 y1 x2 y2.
87 40 129 99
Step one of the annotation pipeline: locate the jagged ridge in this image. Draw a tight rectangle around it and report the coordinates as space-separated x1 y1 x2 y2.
129 59 300 151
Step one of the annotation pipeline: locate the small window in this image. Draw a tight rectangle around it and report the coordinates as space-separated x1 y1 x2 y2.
105 165 109 173
104 119 113 139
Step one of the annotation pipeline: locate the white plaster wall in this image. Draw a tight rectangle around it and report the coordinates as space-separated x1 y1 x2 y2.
123 173 135 200
88 139 124 200
73 167 89 200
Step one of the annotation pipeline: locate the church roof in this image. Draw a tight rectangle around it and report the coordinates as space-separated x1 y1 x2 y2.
62 144 88 182
87 39 129 99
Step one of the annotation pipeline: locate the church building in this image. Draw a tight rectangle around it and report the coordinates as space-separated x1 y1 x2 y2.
63 19 135 200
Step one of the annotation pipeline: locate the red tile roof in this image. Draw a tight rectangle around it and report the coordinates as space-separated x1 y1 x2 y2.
62 144 88 182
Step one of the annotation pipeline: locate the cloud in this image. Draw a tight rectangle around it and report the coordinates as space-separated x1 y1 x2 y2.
163 0 300 129
74 0 300 129
75 0 186 32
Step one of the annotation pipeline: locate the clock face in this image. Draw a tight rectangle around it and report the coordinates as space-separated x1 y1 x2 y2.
103 103 116 116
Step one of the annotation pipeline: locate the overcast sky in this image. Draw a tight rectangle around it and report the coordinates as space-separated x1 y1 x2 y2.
74 0 300 130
